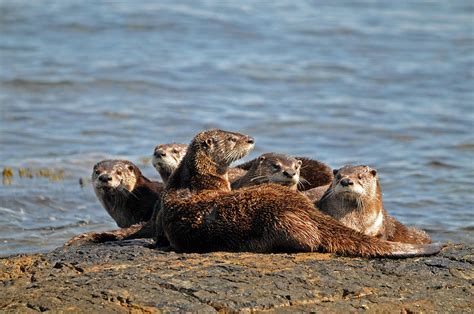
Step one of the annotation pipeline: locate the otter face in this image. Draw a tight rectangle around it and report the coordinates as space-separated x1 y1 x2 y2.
194 129 255 166
254 153 302 188
332 165 378 199
92 160 138 193
152 143 187 174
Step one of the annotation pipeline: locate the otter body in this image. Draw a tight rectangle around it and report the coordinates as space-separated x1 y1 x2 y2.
92 160 163 228
318 165 432 244
160 129 441 257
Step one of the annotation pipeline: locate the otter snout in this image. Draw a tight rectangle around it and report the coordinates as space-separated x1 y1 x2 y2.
283 170 297 178
154 149 166 158
246 136 255 145
98 174 112 183
340 178 353 187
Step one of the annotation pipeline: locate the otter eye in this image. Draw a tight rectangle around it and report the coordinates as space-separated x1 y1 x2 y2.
95 170 100 175
172 149 178 154
336 174 342 180
116 170 122 176
272 164 281 171
229 137 237 143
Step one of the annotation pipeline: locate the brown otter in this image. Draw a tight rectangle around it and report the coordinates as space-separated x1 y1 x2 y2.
231 153 302 190
91 160 163 228
159 129 441 257
152 143 188 184
236 155 333 191
66 160 163 245
317 165 432 244
231 152 328 202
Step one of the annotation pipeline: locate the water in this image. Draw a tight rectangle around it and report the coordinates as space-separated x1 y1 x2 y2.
1 1 473 256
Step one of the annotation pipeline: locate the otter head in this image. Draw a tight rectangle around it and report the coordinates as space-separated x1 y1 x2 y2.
152 143 187 181
332 165 378 200
190 129 255 173
252 153 302 189
92 160 139 194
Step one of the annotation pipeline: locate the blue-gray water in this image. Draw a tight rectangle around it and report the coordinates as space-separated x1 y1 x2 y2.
1 1 473 256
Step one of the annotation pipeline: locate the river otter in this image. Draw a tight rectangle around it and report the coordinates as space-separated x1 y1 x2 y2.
317 165 432 244
231 152 328 202
152 143 188 184
232 153 302 190
66 160 163 245
236 155 333 191
159 129 441 257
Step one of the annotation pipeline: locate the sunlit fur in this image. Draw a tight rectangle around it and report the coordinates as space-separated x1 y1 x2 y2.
318 165 432 244
159 130 440 257
152 143 188 184
91 160 163 228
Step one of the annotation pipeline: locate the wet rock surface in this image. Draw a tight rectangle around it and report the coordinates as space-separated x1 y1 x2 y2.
1 241 472 313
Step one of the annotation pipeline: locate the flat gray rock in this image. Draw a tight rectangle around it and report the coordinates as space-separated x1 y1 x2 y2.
1 241 472 312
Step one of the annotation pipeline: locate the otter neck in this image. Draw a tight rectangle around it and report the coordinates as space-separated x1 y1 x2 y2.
167 149 231 192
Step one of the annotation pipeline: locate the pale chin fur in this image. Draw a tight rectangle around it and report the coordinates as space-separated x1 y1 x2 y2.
334 184 366 197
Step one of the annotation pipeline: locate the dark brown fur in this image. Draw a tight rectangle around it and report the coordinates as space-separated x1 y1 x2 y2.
318 165 432 244
303 184 330 203
160 129 441 257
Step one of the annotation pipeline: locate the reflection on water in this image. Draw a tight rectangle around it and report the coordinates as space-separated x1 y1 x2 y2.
1 1 473 256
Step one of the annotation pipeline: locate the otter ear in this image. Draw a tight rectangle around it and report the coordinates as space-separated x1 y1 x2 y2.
296 160 302 167
258 156 266 163
370 169 377 176
333 169 339 176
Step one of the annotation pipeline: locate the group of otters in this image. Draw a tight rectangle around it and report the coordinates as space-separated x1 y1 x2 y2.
67 129 442 258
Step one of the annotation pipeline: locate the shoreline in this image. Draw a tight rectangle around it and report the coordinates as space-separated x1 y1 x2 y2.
1 240 472 312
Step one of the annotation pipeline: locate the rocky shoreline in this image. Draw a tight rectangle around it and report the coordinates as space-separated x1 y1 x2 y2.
1 241 472 312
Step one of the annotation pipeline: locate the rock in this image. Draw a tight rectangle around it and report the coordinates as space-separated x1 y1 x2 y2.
0 241 472 312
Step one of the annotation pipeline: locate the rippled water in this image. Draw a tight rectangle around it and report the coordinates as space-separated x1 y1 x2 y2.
1 1 473 256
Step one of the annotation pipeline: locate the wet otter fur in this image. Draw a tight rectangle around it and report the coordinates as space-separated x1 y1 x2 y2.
65 160 163 246
159 129 441 257
318 165 432 244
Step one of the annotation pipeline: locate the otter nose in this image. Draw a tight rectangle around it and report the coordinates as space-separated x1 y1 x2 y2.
340 178 353 187
283 170 296 178
154 150 166 158
98 174 112 183
246 136 255 144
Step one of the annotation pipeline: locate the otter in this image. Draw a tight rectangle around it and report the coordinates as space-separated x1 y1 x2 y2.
317 165 432 244
232 153 302 190
159 129 441 257
152 143 188 184
231 152 328 202
66 160 163 245
236 155 333 191
91 160 163 228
